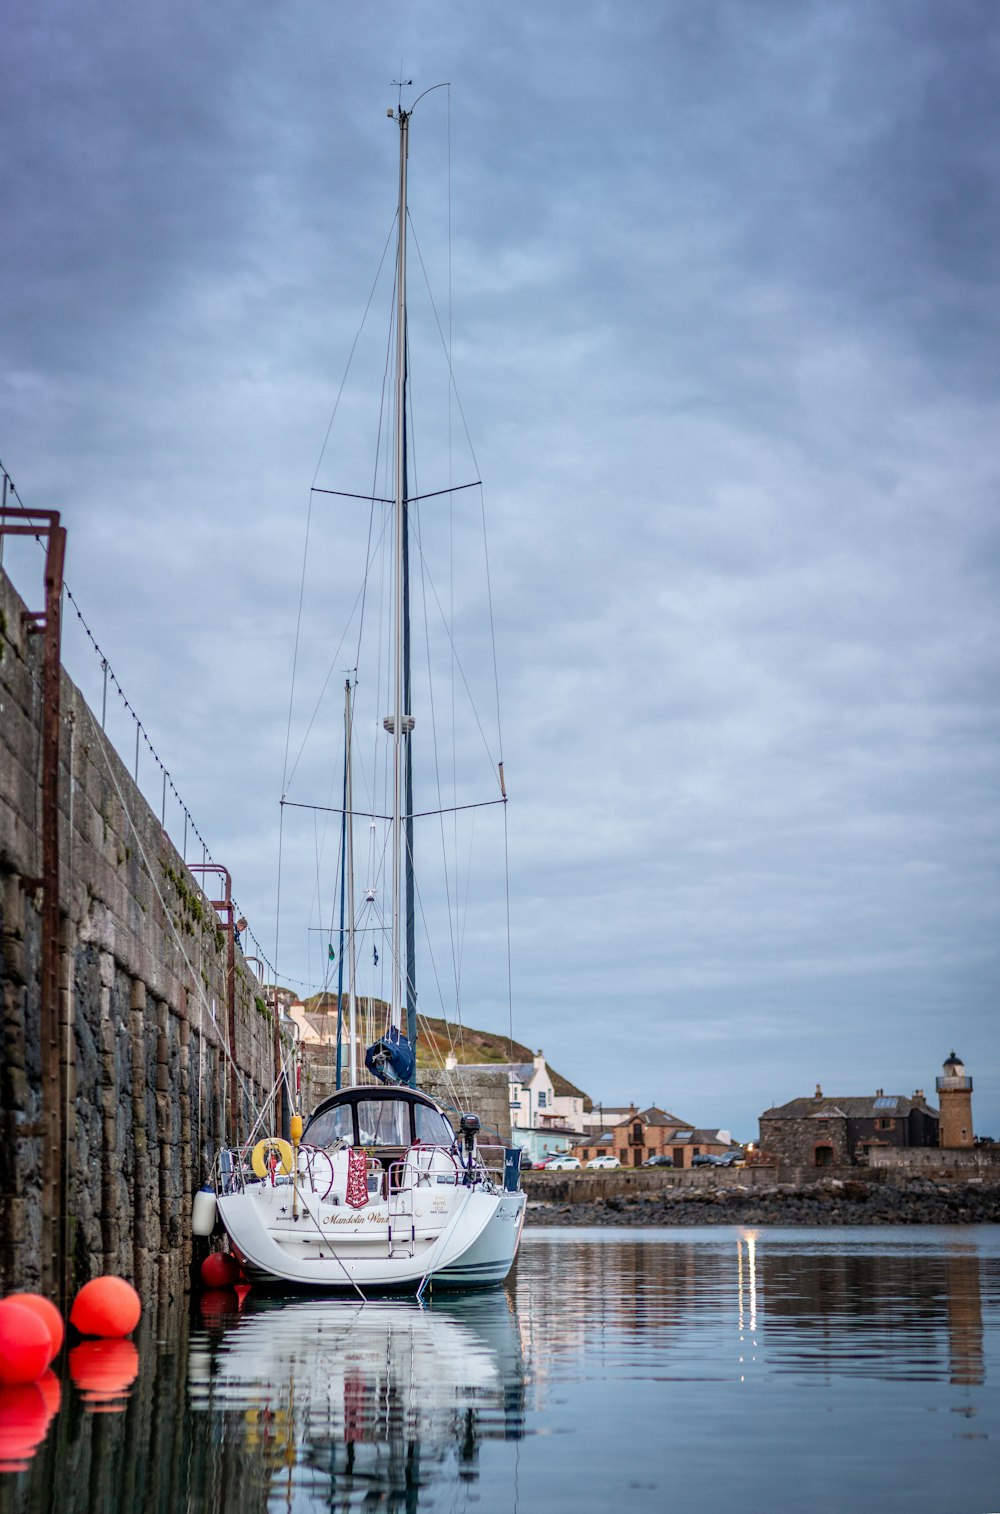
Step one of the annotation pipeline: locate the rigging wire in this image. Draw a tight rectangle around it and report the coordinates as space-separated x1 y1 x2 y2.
281 215 396 802
277 218 398 997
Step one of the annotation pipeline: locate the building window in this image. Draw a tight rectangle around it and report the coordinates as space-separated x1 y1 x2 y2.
632 1122 643 1145
537 1091 547 1109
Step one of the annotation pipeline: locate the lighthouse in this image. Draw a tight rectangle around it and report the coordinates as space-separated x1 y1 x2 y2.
936 1052 974 1150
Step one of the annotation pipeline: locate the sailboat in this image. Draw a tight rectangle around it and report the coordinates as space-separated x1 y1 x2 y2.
208 98 527 1292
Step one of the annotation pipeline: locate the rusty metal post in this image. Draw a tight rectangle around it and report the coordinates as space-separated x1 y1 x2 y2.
0 506 68 1297
41 524 66 1298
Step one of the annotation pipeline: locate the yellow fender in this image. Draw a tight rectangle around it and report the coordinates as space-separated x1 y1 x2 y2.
251 1137 294 1179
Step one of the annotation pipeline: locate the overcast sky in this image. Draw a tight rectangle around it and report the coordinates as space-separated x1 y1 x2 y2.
4 1 999 1141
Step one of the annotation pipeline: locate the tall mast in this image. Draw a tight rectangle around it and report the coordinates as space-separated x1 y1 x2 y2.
390 106 410 1033
335 681 348 1090
345 679 358 1084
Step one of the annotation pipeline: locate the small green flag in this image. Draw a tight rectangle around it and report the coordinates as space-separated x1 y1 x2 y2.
328 943 335 962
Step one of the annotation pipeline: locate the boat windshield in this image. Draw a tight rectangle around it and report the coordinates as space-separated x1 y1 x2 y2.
414 1104 456 1146
303 1095 456 1150
357 1098 410 1147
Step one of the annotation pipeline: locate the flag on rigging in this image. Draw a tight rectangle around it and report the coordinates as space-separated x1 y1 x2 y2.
373 945 379 966
328 943 335 962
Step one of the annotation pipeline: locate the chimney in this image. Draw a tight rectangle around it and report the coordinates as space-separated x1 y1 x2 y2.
814 1084 823 1100
876 1088 883 1098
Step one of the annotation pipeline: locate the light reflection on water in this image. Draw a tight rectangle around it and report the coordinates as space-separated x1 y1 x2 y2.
1 1225 998 1513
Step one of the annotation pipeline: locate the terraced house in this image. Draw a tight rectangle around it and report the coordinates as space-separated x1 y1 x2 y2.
572 1106 733 1168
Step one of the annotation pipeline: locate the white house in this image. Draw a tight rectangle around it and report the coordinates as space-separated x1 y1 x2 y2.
444 1050 590 1162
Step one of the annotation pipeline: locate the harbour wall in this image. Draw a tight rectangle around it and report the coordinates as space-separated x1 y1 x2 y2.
523 1165 1000 1225
0 563 278 1301
868 1146 1000 1174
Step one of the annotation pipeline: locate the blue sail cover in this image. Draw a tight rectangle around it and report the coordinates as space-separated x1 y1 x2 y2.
364 1026 416 1086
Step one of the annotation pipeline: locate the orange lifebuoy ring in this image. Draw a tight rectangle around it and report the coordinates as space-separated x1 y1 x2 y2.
251 1138 294 1179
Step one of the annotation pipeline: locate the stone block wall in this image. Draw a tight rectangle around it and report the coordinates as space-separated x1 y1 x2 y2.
870 1146 1000 1175
418 1067 512 1147
298 1044 512 1148
0 564 278 1300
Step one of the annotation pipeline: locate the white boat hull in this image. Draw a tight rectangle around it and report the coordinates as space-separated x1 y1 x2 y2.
217 1175 525 1292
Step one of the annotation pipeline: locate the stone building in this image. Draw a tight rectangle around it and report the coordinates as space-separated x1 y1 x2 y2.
759 1085 940 1168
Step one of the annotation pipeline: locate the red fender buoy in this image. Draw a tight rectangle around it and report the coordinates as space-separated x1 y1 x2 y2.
200 1252 241 1289
0 1302 52 1385
70 1277 141 1339
4 1294 64 1364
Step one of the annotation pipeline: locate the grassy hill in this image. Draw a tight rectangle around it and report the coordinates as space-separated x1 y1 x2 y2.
301 993 588 1104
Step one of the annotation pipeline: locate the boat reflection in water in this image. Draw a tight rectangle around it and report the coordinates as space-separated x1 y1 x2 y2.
189 1289 525 1506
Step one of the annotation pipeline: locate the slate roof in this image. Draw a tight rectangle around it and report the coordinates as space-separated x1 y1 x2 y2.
570 1132 615 1151
761 1094 939 1120
614 1105 691 1129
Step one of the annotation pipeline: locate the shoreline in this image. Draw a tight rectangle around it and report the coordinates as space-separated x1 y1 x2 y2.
523 1176 1000 1227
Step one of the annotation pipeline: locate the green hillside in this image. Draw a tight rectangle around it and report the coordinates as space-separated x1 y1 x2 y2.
301 993 589 1105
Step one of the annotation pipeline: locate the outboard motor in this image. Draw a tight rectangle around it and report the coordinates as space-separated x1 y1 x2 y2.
458 1113 481 1185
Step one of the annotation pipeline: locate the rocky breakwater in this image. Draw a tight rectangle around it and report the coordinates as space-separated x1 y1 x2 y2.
524 1173 1000 1227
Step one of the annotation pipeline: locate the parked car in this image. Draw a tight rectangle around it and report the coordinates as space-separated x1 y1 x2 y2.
715 1151 744 1167
691 1153 724 1167
545 1156 582 1171
587 1155 621 1170
518 1150 534 1170
642 1154 674 1167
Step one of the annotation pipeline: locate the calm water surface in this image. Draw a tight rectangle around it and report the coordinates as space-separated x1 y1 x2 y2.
2 1226 998 1513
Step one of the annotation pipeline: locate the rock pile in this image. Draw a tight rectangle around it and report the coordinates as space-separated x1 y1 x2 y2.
525 1177 1000 1227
